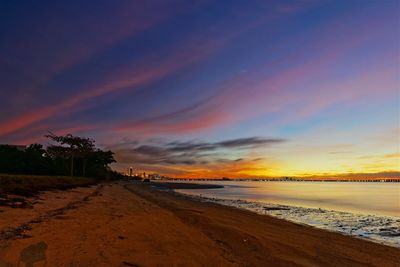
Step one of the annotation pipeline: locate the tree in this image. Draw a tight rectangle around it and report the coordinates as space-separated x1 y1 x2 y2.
0 144 57 175
0 134 117 178
86 149 116 178
79 140 95 177
0 145 25 173
45 133 115 178
24 144 49 174
45 145 71 175
45 133 95 177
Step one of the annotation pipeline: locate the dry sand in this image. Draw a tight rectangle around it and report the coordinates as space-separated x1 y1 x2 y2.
0 182 399 267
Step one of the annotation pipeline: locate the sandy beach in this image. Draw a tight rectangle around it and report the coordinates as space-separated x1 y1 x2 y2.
0 181 399 267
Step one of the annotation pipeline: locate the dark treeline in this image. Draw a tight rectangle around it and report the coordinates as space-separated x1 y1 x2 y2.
0 133 121 179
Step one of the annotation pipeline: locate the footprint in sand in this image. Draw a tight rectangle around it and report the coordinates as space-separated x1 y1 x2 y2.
18 241 47 267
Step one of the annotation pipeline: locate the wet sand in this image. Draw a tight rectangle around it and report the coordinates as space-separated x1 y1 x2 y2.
0 182 399 266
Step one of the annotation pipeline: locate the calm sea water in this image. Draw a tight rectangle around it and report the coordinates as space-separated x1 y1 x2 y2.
176 181 400 217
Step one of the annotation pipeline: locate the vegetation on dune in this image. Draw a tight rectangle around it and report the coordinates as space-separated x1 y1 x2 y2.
0 174 96 196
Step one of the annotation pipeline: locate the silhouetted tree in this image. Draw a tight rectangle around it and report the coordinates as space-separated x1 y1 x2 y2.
85 149 116 178
24 144 49 174
78 139 95 177
45 133 95 176
0 134 117 179
45 145 71 175
0 145 25 173
0 144 55 175
45 133 115 178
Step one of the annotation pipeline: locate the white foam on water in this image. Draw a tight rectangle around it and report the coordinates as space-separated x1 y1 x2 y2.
178 193 400 247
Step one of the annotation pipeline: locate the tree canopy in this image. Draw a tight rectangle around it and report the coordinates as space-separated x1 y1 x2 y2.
0 133 118 179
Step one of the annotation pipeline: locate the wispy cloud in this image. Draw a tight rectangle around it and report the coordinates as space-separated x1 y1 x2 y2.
0 1 398 177
0 0 317 139
110 137 285 169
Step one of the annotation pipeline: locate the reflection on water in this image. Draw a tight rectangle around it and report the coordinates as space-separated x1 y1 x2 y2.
177 181 400 217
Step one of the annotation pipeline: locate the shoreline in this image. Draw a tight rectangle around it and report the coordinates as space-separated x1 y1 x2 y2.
151 180 400 247
173 190 400 248
1 181 399 266
149 181 400 247
127 182 400 266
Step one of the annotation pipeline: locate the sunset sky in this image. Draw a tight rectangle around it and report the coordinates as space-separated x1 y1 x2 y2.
0 0 399 178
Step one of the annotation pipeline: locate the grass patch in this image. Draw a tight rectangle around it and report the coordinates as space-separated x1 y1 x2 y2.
0 174 97 196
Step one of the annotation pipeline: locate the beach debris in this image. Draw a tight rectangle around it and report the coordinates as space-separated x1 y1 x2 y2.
122 261 141 266
263 207 289 211
0 225 32 240
0 195 32 208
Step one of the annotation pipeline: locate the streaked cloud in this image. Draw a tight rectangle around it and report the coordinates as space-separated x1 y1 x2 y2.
0 0 398 177
110 137 285 168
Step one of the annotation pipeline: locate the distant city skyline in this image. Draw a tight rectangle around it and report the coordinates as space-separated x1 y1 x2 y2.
0 1 399 178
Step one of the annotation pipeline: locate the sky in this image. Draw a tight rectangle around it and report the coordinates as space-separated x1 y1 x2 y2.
0 0 399 178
